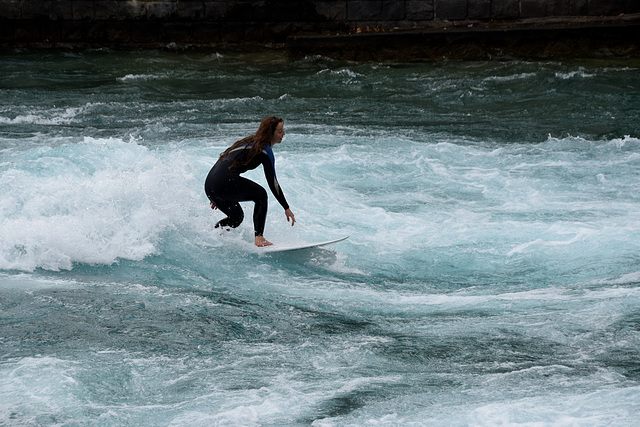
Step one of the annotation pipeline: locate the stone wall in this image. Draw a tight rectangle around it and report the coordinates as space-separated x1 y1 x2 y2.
1 1 639 58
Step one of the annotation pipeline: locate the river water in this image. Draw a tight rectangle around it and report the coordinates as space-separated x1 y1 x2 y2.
1 49 639 426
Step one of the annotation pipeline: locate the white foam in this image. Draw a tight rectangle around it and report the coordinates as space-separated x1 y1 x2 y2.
0 107 82 125
317 68 361 79
117 73 166 82
484 72 538 82
0 137 209 271
506 228 593 256
0 357 84 425
555 68 596 79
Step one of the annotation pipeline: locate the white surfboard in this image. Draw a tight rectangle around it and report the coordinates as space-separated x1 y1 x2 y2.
261 236 348 253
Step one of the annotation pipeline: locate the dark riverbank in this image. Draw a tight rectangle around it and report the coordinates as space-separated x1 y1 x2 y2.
1 1 639 61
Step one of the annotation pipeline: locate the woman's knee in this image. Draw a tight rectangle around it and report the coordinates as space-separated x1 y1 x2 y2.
214 201 244 229
229 210 244 227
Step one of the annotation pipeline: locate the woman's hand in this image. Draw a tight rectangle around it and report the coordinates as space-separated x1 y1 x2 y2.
210 202 217 210
285 208 296 226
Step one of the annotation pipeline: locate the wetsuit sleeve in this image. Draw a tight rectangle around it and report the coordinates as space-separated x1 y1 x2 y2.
260 152 290 210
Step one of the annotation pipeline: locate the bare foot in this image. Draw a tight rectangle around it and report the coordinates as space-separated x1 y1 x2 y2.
254 236 273 247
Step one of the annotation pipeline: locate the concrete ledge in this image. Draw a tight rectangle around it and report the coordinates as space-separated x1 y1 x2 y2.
287 14 640 61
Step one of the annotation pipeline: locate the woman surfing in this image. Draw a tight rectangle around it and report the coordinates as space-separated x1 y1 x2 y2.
204 116 296 247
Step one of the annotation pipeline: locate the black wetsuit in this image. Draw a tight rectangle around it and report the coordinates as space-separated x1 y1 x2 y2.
204 143 289 236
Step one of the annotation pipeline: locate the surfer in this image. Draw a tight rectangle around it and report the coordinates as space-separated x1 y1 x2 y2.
204 116 296 247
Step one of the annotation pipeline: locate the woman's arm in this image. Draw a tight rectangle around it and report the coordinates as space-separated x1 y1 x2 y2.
260 152 290 210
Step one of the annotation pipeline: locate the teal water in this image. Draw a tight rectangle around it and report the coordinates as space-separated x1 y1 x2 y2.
1 49 640 426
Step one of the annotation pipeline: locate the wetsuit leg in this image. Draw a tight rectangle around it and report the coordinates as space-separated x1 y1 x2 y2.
206 174 269 236
209 197 244 230
250 184 268 237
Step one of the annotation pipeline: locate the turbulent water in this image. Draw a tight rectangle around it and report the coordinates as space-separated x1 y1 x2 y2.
1 49 639 426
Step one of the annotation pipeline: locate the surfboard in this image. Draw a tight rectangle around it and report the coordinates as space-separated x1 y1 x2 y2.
261 236 348 253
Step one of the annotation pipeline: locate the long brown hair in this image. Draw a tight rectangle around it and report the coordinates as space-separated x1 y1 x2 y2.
219 116 283 166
